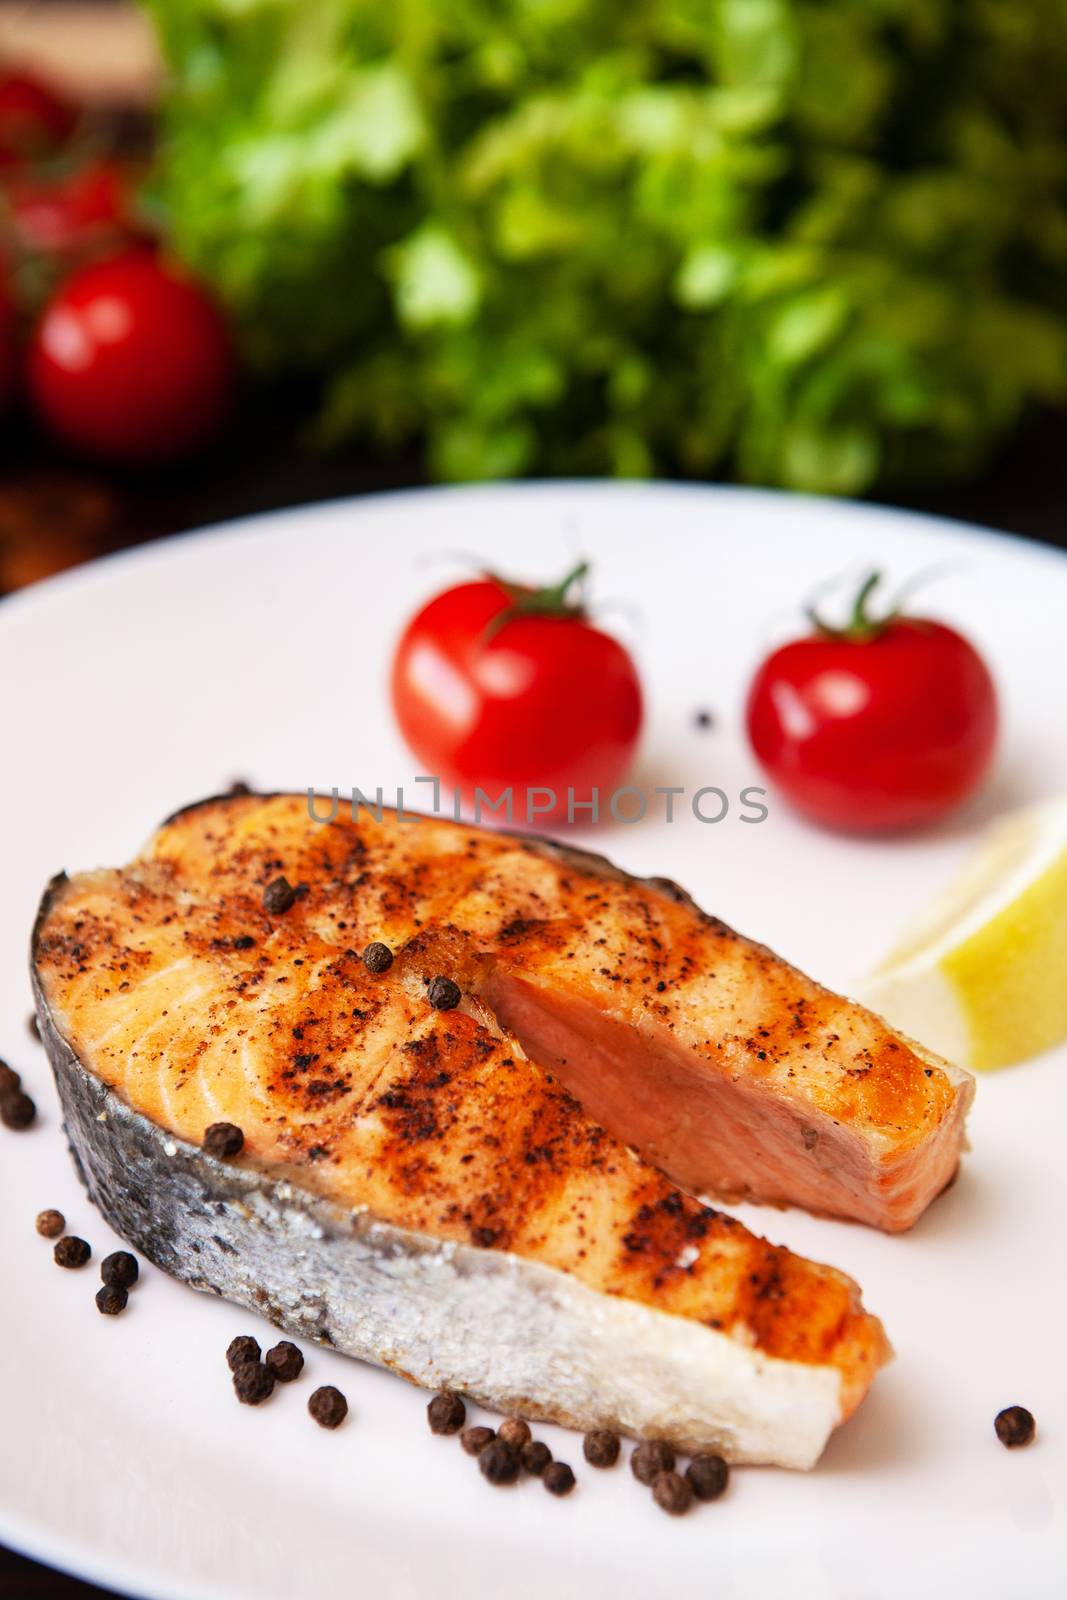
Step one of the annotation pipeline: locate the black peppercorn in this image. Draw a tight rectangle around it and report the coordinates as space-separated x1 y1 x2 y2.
521 1440 552 1476
427 1391 466 1434
1 1090 36 1130
233 1361 275 1406
995 1406 1036 1448
233 935 255 951
101 1251 139 1290
54 1236 91 1269
362 942 394 975
687 1453 729 1501
226 1335 261 1372
461 1426 495 1457
652 1470 693 1515
308 1385 347 1428
478 1439 519 1486
265 1341 304 1382
543 1461 576 1497
497 1418 531 1451
631 1440 675 1484
427 976 461 1011
262 877 296 915
27 1014 41 1042
583 1429 620 1468
36 1209 65 1239
203 1121 244 1159
96 1285 128 1316
0 1061 20 1095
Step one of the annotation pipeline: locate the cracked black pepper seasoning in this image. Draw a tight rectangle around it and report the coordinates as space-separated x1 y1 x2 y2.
0 1061 20 1095
233 935 255 951
631 1440 675 1484
583 1429 620 1468
521 1440 552 1476
1 1090 36 1129
427 976 461 1011
203 1122 244 1159
427 1391 466 1434
687 1453 729 1501
308 1385 347 1428
262 877 296 915
226 1335 261 1371
54 1236 91 1269
995 1406 1035 1448
265 1341 304 1382
497 1418 531 1451
478 1439 519 1485
461 1426 495 1457
101 1251 139 1290
652 1471 693 1515
362 942 394 974
95 1285 128 1316
233 1362 275 1406
36 1209 65 1239
543 1461 576 1497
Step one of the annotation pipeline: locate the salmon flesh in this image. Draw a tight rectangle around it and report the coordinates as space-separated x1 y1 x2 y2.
31 794 906 1466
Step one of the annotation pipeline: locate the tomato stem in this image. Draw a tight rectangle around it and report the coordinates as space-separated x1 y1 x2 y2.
808 569 896 643
483 558 590 639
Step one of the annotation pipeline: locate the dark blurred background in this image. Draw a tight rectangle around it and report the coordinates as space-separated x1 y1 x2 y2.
1 3 1065 1593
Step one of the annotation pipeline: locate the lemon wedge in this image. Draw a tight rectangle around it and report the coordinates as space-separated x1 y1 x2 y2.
861 797 1067 1070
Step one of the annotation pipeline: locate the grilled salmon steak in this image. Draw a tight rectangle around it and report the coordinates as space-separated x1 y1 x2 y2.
31 792 895 1467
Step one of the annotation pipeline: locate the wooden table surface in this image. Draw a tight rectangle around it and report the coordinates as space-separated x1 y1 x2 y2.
1 396 1065 1597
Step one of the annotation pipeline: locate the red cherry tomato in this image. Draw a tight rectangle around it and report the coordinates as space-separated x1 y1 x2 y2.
27 248 235 463
391 563 643 825
0 71 76 165
746 573 998 834
5 158 130 257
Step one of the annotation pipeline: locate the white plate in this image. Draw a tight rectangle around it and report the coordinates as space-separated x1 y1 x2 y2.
1 484 1064 1600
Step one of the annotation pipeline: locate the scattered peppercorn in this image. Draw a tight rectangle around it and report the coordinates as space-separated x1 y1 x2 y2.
686 1453 729 1502
478 1439 519 1486
54 1236 91 1269
995 1406 1036 1449
228 779 253 795
36 1209 65 1239
233 935 255 951
362 942 394 975
0 1061 20 1095
498 1417 531 1451
427 1391 466 1434
101 1251 139 1290
652 1471 693 1516
427 976 461 1011
694 709 714 730
226 1335 261 1372
27 1014 41 1042
95 1285 128 1316
203 1122 244 1159
461 1426 496 1457
262 877 296 914
308 1385 347 1429
233 1361 275 1406
631 1440 675 1485
265 1341 304 1383
583 1429 620 1468
543 1461 576 1497
1 1090 36 1129
521 1440 552 1476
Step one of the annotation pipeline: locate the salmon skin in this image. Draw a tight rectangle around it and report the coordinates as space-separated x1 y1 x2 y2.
32 793 893 1468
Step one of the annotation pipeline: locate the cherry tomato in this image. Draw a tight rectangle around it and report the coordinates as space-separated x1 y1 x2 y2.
27 248 235 463
392 562 643 825
5 158 130 257
0 71 76 165
746 572 998 833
